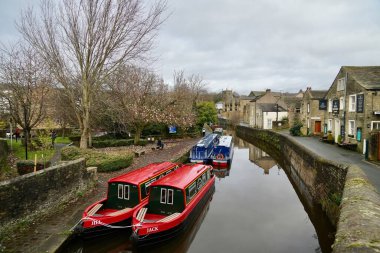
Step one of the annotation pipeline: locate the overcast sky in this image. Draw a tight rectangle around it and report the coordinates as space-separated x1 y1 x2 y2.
1 0 380 95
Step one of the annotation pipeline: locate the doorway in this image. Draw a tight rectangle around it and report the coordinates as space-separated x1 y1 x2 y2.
334 119 340 143
315 121 321 134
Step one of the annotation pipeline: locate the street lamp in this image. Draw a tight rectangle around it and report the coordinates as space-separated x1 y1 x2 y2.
23 105 28 160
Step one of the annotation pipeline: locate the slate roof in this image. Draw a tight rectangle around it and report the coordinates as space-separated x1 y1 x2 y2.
343 66 380 90
309 90 327 99
283 96 302 107
258 103 287 112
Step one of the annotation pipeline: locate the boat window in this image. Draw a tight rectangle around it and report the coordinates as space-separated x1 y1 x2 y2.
160 188 167 204
188 182 197 202
167 189 174 205
118 184 124 199
124 185 130 200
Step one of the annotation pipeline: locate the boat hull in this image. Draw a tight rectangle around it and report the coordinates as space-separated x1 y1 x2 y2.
131 182 215 246
212 159 230 167
73 217 132 239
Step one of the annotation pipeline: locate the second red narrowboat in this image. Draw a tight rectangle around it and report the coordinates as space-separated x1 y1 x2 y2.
73 161 179 237
130 163 215 246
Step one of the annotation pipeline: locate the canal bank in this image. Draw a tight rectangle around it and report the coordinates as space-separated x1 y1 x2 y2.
236 125 380 253
1 138 198 253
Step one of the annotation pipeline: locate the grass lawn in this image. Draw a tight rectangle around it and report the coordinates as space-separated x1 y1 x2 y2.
6 139 55 161
55 136 71 144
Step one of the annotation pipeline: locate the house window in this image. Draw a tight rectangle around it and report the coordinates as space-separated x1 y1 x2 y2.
267 119 272 129
328 99 332 112
371 121 380 131
307 119 310 128
340 97 344 110
349 95 356 112
328 119 332 131
348 120 355 136
307 103 310 113
337 78 345 91
295 108 301 113
160 188 167 204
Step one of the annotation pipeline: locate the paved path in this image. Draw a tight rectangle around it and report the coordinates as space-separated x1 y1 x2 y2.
49 143 68 166
280 131 380 192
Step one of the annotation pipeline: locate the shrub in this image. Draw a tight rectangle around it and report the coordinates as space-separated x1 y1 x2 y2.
327 133 334 142
68 135 81 142
61 146 82 160
61 146 133 172
337 135 342 144
92 139 134 148
289 123 303 136
17 160 51 175
95 155 133 172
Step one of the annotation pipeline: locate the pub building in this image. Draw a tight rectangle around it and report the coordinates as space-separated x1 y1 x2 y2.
323 66 380 153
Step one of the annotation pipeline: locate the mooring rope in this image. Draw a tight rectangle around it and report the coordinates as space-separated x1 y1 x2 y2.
70 217 142 231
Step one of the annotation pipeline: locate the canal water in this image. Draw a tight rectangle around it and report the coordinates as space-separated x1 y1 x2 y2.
59 135 335 253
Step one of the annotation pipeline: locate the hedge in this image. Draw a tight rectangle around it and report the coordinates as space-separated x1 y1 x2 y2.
61 146 133 172
68 136 148 148
16 160 51 175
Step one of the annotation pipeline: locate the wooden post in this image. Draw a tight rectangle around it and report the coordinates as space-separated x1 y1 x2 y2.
34 154 37 173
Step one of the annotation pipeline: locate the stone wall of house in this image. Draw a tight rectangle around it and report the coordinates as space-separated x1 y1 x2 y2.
236 125 380 252
0 159 97 238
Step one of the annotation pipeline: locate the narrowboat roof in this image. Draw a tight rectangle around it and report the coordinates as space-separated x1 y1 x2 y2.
150 164 211 190
216 136 233 147
108 161 177 185
196 133 218 147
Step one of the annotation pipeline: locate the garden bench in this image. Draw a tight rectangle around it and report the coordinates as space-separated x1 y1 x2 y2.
134 149 146 157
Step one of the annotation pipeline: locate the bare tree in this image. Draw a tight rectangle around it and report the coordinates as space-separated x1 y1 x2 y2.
0 44 51 145
19 0 166 148
173 70 206 107
107 65 170 144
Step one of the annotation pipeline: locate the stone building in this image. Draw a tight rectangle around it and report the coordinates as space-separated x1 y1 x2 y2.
324 66 380 152
256 103 288 129
300 87 327 135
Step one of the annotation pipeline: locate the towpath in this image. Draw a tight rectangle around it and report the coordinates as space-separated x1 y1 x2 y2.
5 138 199 253
280 131 380 192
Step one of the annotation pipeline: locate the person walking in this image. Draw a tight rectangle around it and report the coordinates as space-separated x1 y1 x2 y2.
51 130 57 146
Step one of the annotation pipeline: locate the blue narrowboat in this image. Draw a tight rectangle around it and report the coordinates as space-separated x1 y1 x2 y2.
211 135 234 167
189 134 219 163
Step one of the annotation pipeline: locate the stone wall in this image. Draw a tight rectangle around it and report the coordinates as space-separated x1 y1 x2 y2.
236 125 380 252
332 166 380 252
0 158 97 237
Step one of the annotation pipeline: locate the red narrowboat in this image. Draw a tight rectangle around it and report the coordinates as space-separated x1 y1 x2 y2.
130 163 215 246
73 161 179 237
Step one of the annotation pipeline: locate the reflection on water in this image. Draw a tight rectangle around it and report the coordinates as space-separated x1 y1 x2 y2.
59 134 334 253
213 168 230 179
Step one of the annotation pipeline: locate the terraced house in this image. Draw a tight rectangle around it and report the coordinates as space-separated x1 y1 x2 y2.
300 87 327 135
324 66 380 153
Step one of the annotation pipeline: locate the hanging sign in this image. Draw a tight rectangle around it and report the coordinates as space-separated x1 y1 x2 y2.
319 99 327 110
356 94 364 113
332 100 340 115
